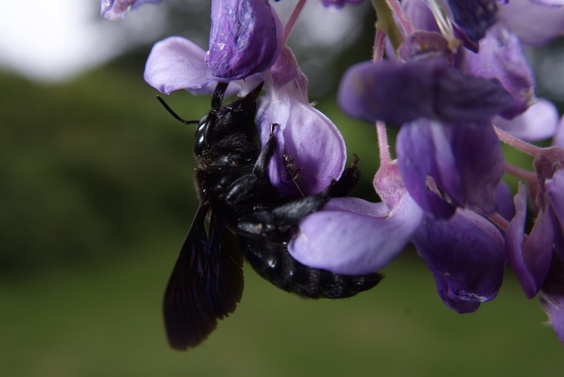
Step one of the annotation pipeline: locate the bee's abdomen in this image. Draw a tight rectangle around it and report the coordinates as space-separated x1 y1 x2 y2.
243 241 382 299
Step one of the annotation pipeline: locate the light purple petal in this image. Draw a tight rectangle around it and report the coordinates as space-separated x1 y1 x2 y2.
144 36 219 95
101 0 161 20
397 119 505 217
531 0 564 6
553 116 564 149
493 98 559 141
288 195 423 275
207 0 283 79
412 209 506 313
463 24 535 119
257 85 346 197
500 0 564 45
495 181 515 220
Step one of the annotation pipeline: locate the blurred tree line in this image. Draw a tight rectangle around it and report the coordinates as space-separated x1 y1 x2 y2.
0 2 379 277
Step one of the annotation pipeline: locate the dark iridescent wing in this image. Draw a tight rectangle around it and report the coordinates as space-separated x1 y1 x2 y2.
163 203 244 350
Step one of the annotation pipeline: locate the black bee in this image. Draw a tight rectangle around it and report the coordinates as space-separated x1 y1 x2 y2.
161 82 382 350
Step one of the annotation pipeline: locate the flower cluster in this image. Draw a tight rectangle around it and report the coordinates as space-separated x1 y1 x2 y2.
102 0 564 344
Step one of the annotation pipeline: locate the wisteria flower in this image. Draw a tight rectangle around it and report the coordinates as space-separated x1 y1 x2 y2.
144 0 282 94
396 118 505 218
258 48 346 197
289 163 423 274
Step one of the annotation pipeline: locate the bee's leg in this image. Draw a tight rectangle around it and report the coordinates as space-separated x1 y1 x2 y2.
236 189 329 239
330 154 360 197
252 123 279 181
224 124 279 204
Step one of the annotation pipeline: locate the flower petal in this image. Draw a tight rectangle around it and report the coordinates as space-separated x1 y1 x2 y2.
207 0 283 79
338 57 513 125
447 0 498 43
463 24 535 119
258 86 346 197
396 119 504 217
412 209 506 313
493 98 559 141
500 0 564 45
144 36 218 95
288 195 423 275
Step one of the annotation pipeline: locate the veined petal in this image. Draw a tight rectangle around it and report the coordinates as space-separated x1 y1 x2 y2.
412 209 506 313
463 24 535 119
288 195 423 275
101 0 161 20
144 36 218 95
207 0 283 79
258 86 346 197
396 119 504 217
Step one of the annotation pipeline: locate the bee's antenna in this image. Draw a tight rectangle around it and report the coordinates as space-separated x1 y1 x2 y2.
156 95 199 125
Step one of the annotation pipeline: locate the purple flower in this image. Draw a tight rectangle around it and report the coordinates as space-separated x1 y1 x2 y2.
493 98 559 141
505 183 554 297
412 208 506 313
447 0 499 44
100 0 161 20
257 48 346 197
144 0 282 94
462 24 535 119
144 37 220 95
206 0 283 80
338 57 513 125
506 148 564 298
396 118 505 218
289 163 423 274
499 0 564 45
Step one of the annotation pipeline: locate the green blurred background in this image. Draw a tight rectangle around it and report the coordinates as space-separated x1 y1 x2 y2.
1 1 563 376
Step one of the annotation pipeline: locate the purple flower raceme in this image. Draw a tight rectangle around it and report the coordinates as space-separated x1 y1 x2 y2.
100 0 161 20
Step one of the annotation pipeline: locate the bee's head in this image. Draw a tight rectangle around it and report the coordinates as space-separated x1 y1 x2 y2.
195 82 264 156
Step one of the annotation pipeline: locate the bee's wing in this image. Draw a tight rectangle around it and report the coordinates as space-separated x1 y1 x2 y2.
163 203 244 350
